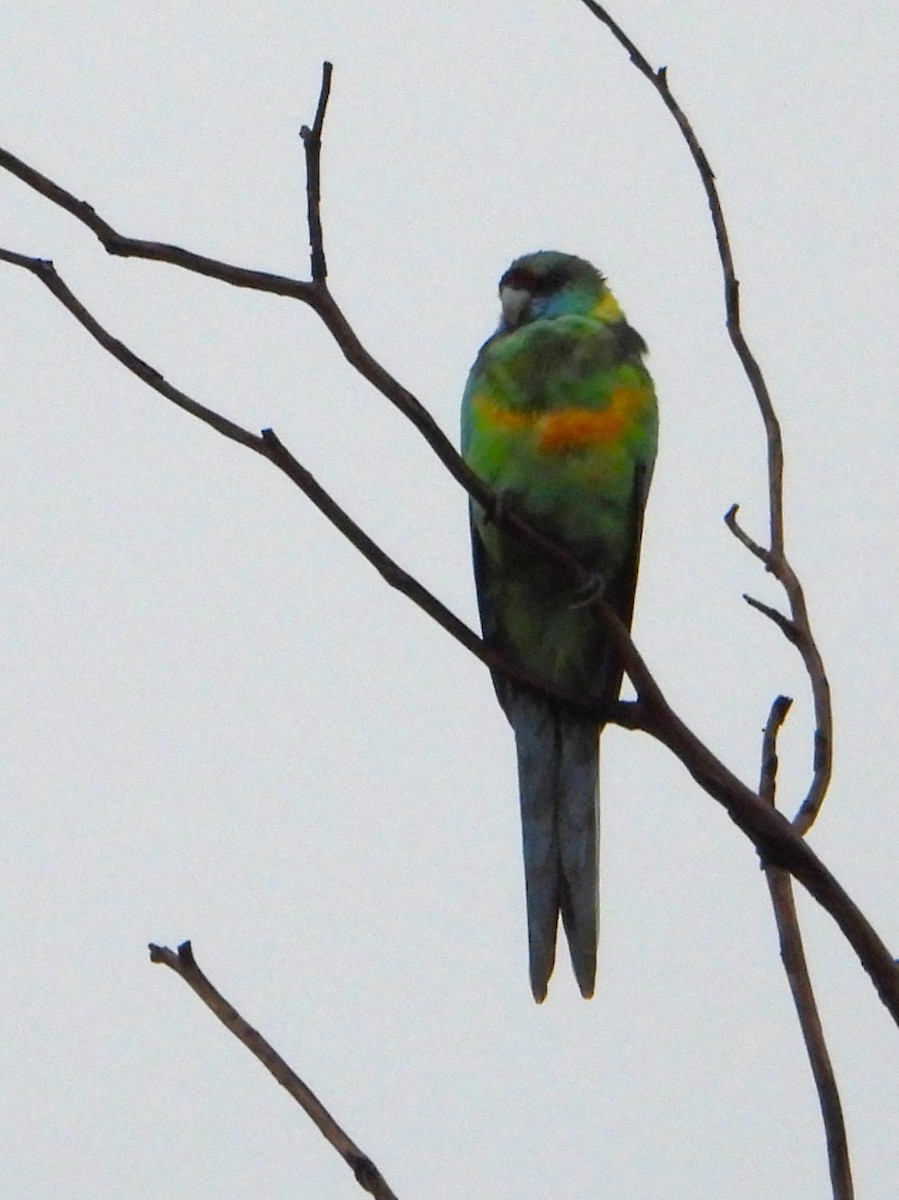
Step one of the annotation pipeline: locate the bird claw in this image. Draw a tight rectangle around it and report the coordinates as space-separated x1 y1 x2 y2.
569 571 607 609
486 488 516 525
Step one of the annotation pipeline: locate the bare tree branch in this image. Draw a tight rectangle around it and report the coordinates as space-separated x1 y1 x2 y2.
0 32 834 836
757 697 853 1198
742 594 799 646
0 21 885 1200
576 1 783 546
257 428 606 709
0 242 602 718
1 79 897 1037
577 0 833 830
571 11 859 1196
299 60 332 282
0 141 491 523
759 694 793 805
149 941 399 1200
765 869 854 1200
0 248 262 449
723 502 769 565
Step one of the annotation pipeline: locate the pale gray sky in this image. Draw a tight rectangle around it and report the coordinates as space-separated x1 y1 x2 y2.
2 2 898 1197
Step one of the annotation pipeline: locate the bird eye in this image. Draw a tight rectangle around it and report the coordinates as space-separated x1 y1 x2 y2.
536 267 566 294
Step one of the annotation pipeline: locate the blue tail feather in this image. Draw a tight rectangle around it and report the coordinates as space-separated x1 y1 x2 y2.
557 719 600 998
511 692 600 1002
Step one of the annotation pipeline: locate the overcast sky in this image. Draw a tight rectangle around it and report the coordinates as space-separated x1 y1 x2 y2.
2 2 898 1197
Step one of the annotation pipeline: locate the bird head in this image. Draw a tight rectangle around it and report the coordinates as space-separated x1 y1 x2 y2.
498 251 607 330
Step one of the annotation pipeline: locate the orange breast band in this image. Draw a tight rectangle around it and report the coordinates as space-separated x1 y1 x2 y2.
475 386 646 454
536 405 626 452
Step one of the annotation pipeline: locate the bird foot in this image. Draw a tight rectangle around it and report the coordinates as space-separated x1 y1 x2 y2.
569 571 607 609
486 488 518 526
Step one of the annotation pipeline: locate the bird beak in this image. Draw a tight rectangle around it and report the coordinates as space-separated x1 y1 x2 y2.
500 284 531 329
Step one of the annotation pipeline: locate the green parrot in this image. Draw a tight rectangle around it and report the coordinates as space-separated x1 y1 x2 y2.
461 251 658 1001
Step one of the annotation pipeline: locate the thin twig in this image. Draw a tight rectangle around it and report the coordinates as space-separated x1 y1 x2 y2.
742 595 799 645
724 503 770 567
149 941 399 1200
759 694 793 805
0 144 316 296
781 565 833 833
0 249 261 449
757 700 854 1200
765 871 854 1200
759 701 853 1199
299 61 332 282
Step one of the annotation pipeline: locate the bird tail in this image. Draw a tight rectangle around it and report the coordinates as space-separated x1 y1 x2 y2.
511 692 600 1002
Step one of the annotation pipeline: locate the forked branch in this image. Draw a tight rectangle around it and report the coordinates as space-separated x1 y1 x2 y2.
574 6 845 1194
0 64 895 1036
577 0 832 828
0 35 892 1200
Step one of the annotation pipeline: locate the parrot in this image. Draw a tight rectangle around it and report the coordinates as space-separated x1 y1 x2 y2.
461 251 658 1002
